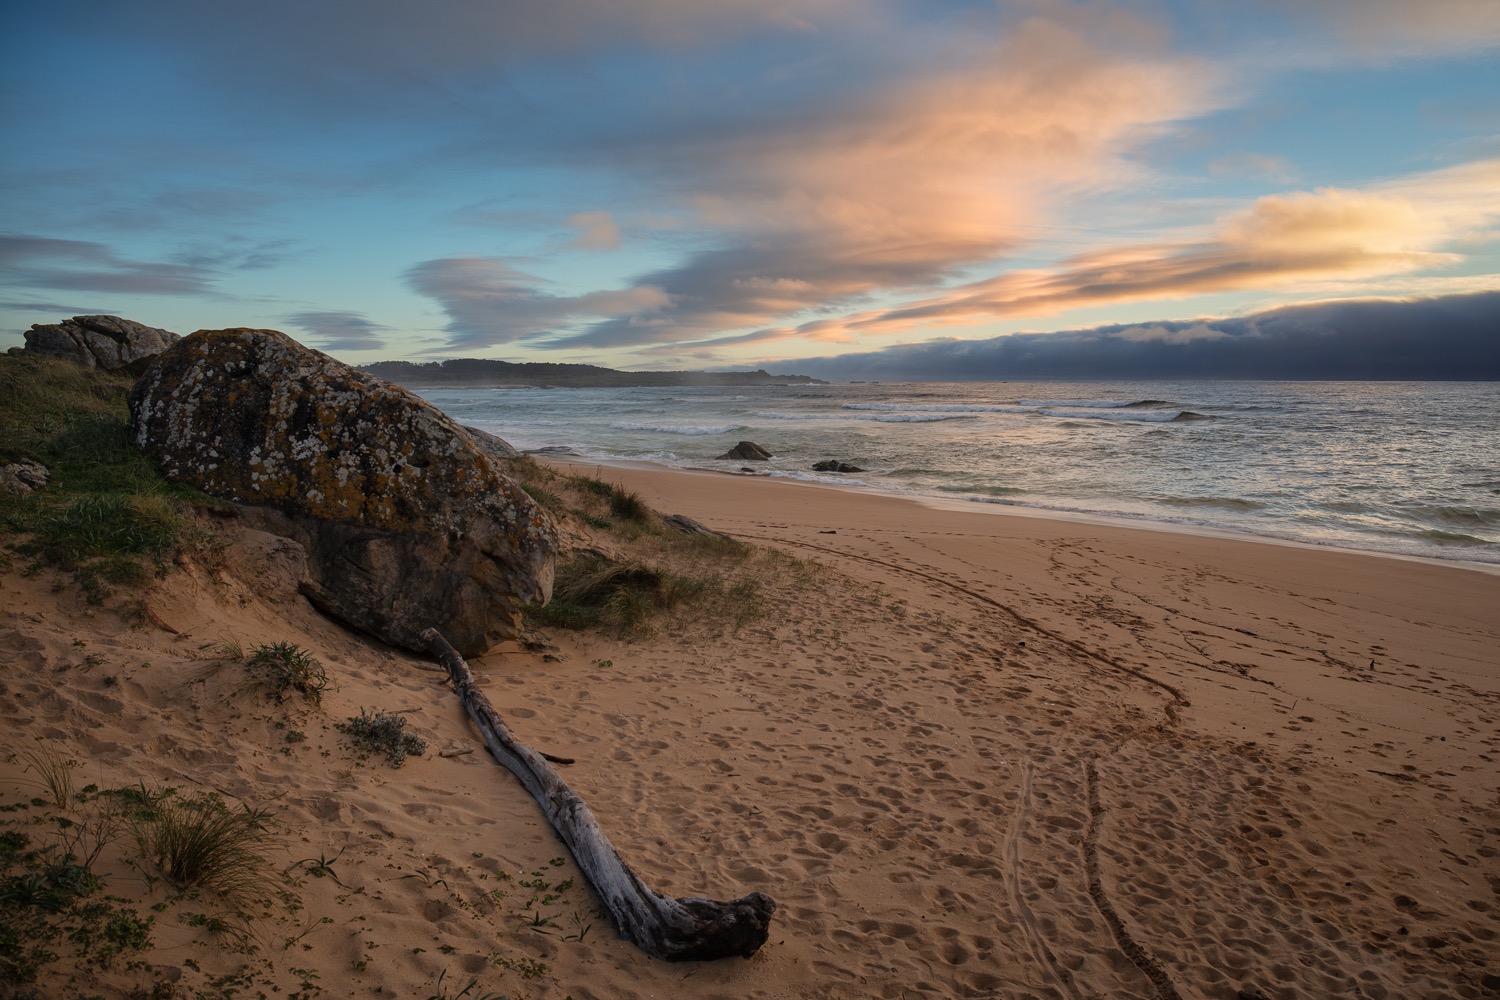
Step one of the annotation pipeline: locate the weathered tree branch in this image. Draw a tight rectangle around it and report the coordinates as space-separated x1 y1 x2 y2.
421 627 776 962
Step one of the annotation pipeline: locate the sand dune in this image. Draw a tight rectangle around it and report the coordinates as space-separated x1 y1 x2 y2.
3 463 1497 999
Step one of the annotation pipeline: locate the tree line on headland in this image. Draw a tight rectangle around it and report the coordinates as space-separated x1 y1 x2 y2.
362 358 826 388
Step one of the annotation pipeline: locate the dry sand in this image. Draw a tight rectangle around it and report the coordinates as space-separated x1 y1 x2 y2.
3 461 1498 999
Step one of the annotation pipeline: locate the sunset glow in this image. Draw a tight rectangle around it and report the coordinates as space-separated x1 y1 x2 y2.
3 1 1498 373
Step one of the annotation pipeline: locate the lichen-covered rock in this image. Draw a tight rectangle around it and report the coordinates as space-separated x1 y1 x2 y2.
0 459 49 496
128 329 557 655
24 315 180 371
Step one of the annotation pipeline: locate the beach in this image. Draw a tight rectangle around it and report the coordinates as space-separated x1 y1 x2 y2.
4 459 1498 998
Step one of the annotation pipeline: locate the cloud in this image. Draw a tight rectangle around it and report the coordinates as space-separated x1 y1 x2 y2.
785 291 1500 381
495 8 1223 351
285 311 392 352
1287 0 1500 58
404 256 671 349
567 211 622 251
685 157 1500 349
0 234 218 296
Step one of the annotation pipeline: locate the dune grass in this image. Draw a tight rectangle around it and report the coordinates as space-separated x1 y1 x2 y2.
132 791 282 908
0 353 214 604
504 457 797 639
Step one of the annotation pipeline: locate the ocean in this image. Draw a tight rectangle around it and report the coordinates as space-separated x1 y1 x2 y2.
419 380 1500 568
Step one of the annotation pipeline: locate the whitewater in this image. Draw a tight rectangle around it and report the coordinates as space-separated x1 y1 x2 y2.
420 380 1500 567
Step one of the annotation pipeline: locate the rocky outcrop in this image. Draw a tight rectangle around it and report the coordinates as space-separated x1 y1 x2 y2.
128 329 557 656
21 316 180 372
0 459 48 496
718 441 773 461
812 460 864 473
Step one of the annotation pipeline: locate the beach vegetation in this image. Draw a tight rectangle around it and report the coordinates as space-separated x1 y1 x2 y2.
15 742 77 809
246 641 329 704
501 455 811 640
0 826 155 988
425 967 508 1000
131 790 282 909
526 555 683 634
0 353 218 605
520 483 562 510
337 709 428 767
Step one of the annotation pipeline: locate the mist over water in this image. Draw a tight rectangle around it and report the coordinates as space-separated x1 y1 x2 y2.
421 380 1500 566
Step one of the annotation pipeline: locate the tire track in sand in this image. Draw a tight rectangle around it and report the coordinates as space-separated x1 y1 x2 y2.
1002 759 1085 1000
1085 758 1184 1000
741 533 1189 723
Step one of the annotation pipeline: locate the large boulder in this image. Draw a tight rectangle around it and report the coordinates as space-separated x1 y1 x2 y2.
22 315 180 372
128 329 557 655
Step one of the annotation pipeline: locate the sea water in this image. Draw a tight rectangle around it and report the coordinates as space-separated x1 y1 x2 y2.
419 380 1500 567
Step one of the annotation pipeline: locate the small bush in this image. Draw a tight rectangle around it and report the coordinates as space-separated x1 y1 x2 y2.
247 642 328 704
338 710 427 767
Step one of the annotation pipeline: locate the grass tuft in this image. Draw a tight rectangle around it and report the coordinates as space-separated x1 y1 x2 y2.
15 743 76 809
132 791 280 908
247 642 329 704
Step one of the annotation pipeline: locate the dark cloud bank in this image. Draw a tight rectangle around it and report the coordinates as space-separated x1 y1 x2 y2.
789 292 1500 381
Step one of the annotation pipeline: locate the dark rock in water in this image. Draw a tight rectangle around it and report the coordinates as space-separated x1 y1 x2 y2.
719 441 773 461
128 329 557 656
23 315 180 372
812 460 864 473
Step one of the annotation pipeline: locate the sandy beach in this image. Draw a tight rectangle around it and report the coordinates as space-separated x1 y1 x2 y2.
4 460 1498 999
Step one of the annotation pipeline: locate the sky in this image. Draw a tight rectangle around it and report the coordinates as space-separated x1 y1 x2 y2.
2 1 1499 377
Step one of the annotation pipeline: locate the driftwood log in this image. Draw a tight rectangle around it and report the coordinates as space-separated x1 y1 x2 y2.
421 628 776 961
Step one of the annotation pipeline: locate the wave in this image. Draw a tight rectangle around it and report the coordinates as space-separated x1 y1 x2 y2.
1044 407 1207 423
937 484 1026 497
843 402 1029 414
1157 495 1266 512
608 421 745 436
753 411 832 421
1416 529 1493 546
1017 398 1171 409
870 413 977 423
1395 504 1500 528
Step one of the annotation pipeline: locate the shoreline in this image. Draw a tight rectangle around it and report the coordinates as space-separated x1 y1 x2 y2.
6 443 1497 996
539 453 1500 578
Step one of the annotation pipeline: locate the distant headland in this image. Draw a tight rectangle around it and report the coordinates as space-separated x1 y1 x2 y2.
361 358 827 388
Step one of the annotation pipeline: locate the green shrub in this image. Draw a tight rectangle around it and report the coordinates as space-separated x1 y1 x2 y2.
338 710 427 767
